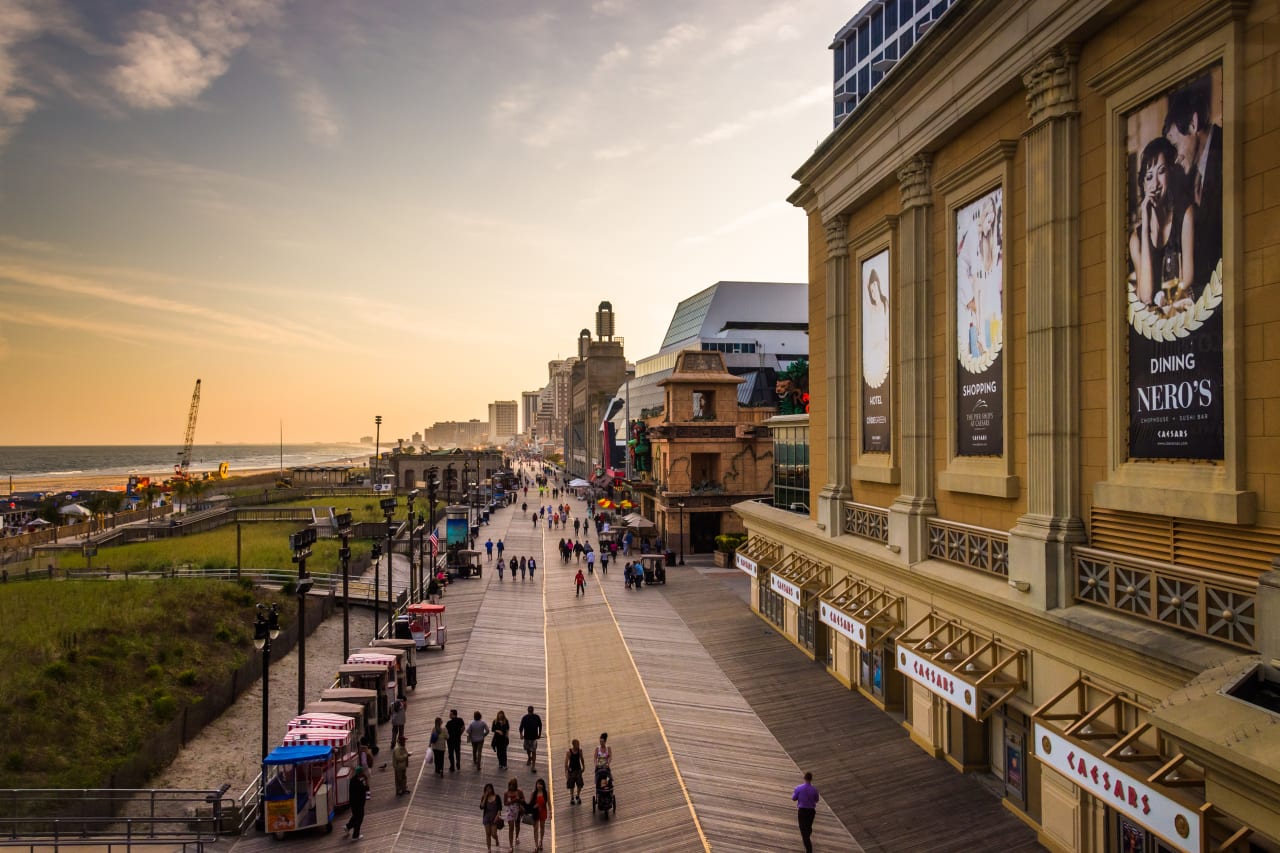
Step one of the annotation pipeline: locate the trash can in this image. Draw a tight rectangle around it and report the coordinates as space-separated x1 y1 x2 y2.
664 550 676 567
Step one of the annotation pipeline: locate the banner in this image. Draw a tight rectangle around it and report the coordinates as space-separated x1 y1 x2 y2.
1125 65 1224 460
861 250 892 453
446 517 468 547
955 187 1004 456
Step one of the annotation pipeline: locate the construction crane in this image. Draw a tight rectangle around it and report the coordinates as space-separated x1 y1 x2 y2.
174 379 201 479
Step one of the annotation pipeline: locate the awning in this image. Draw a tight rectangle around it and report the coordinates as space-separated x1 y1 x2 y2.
769 552 830 607
819 575 904 649
1033 678 1254 853
734 536 781 578
896 612 1026 721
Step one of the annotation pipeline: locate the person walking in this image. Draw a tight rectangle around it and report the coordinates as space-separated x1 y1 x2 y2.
599 550 608 575
427 574 441 603
519 706 543 769
585 548 596 574
497 558 504 581
496 539 505 560
503 778 526 851
445 709 465 772
492 710 511 770
519 556 527 580
573 541 583 563
468 711 490 770
792 771 820 853
564 739 585 804
527 557 536 580
530 778 550 852
573 517 581 536
480 783 502 853
429 717 446 776
532 513 538 531
485 538 493 561
390 698 407 747
344 766 368 839
392 736 412 795
574 568 586 597
509 556 518 579
594 732 612 770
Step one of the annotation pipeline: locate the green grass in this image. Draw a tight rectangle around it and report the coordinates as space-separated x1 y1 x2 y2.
271 498 440 525
83 523 341 575
0 579 291 788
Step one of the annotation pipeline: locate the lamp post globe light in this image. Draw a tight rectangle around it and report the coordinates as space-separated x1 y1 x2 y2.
380 496 398 637
677 501 686 566
253 602 280 830
289 527 317 715
374 415 383 484
335 511 354 660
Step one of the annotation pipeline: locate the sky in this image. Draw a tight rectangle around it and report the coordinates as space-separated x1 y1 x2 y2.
0 0 852 446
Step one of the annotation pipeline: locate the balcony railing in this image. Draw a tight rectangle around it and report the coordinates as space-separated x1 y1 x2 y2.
843 502 888 543
926 518 1009 577
1072 547 1258 651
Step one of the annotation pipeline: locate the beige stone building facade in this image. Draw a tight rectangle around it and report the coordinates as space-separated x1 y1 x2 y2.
736 1 1280 851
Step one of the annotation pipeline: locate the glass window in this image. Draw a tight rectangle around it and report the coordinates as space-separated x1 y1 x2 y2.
886 0 898 32
857 24 869 58
900 31 913 55
859 66 870 99
870 10 882 44
846 38 856 69
834 44 844 80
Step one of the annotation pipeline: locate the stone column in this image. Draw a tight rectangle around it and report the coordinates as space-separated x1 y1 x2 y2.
1008 45 1087 608
817 214 852 536
889 155 937 562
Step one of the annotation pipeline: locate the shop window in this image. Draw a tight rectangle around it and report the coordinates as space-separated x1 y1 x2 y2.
798 604 816 652
860 646 886 701
760 582 785 627
691 390 715 420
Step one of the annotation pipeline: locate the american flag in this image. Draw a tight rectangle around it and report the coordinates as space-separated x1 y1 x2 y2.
428 530 439 552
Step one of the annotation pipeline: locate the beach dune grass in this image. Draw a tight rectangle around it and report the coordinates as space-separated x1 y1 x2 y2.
0 579 291 789
77 522 341 574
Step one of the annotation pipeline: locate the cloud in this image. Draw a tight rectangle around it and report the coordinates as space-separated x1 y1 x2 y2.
681 200 791 246
594 42 630 75
593 143 644 161
0 0 47 146
109 0 285 110
692 84 827 145
718 5 800 57
645 22 703 68
592 0 625 15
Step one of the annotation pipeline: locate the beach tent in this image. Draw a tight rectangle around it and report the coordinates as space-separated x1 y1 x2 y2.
57 504 91 518
623 513 655 529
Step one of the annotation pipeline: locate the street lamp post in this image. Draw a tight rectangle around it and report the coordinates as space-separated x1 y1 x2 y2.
380 496 397 637
289 527 316 714
253 602 280 830
374 415 383 486
678 501 686 566
335 511 354 660
371 542 383 635
405 490 419 601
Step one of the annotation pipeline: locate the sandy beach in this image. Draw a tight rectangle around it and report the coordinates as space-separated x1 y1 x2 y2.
4 467 285 495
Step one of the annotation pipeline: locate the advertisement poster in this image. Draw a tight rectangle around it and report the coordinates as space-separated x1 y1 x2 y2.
861 250 892 453
446 517 467 547
1125 65 1224 460
955 186 1004 456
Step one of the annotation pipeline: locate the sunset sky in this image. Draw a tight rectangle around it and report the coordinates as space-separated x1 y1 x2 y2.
0 0 849 446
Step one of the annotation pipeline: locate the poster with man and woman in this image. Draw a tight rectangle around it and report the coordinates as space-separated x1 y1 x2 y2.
1125 64 1224 460
861 249 891 453
955 186 1004 456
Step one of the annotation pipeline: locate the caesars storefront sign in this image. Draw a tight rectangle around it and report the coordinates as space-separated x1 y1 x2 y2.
770 574 801 606
735 551 758 578
820 600 869 648
898 646 979 718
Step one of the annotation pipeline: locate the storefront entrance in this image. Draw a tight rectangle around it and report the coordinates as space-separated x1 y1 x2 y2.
689 510 720 553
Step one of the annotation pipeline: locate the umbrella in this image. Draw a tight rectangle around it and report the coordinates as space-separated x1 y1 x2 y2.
619 499 633 509
624 514 655 529
568 478 590 487
58 504 91 518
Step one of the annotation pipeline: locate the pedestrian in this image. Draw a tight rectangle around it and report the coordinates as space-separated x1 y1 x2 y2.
430 717 446 776
573 541 583 563
522 501 528 516
546 514 552 530
528 557 536 580
393 736 412 795
532 514 538 530
497 558 504 581
509 556 518 578
390 698 407 746
358 740 374 780
574 518 581 536
623 562 632 589
485 538 493 560
600 551 609 574
427 574 441 603
497 539 505 559
586 549 596 574
575 568 585 597
530 778 550 852
468 711 490 770
594 732 611 769
519 556 527 580
553 512 560 528
480 782 502 852
344 766 368 839
503 777 526 850
492 710 511 770
564 739 585 804
519 705 543 768
446 709 465 772
793 771 820 853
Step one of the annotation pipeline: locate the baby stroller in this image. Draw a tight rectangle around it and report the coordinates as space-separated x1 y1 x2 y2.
592 766 616 818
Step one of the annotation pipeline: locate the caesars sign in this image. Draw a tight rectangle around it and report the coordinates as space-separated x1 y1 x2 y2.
1125 65 1224 460
955 187 1005 456
861 250 892 453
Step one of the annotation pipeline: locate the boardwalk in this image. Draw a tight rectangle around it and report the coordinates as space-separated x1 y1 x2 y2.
217 474 1040 853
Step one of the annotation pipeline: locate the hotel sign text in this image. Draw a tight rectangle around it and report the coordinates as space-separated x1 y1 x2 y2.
819 602 868 648
770 574 801 606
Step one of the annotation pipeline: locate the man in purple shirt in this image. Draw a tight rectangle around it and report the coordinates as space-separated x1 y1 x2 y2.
792 771 819 853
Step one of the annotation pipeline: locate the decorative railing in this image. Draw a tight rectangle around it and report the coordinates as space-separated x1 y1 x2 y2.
926 518 1009 577
1072 547 1258 651
843 502 889 543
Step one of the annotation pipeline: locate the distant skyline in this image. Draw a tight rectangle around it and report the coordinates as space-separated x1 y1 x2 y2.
0 0 853 445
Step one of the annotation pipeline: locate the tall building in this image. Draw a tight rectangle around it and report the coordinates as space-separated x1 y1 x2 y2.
547 358 576 450
520 391 541 439
488 400 518 444
566 302 627 479
737 1 1280 851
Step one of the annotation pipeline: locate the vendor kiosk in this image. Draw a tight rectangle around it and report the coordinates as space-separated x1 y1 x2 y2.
402 602 447 650
305 699 372 755
282 727 356 808
337 663 394 723
261 744 336 839
370 637 418 689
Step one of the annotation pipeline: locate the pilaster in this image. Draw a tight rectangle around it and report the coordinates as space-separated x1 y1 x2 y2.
818 214 853 537
1009 45 1087 608
889 155 937 562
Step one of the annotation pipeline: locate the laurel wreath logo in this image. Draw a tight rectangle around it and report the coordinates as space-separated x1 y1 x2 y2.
958 324 1003 374
1128 259 1223 342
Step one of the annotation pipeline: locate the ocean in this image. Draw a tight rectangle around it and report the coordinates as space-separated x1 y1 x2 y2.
0 443 370 482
